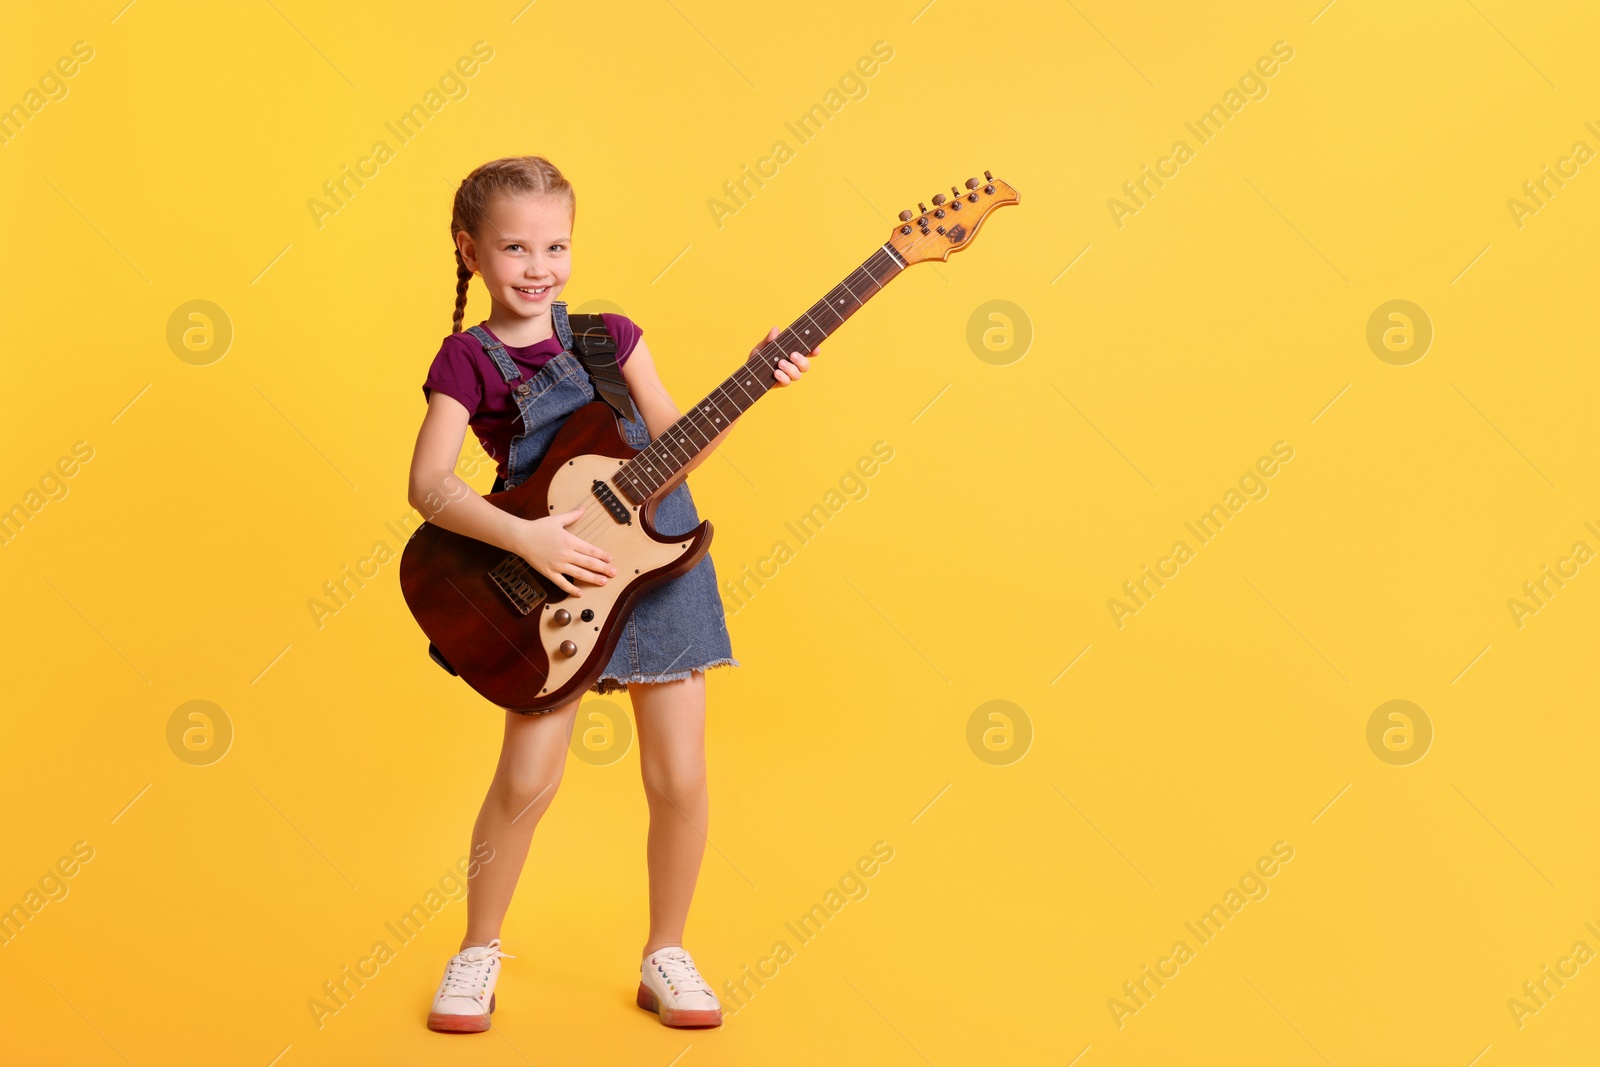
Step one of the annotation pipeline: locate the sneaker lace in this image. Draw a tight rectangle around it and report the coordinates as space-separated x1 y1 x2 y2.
654 950 712 995
442 940 514 997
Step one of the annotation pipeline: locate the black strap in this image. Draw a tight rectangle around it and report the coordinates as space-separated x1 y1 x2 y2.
566 313 637 423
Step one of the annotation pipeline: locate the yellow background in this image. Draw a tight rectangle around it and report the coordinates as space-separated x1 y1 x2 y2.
3 0 1599 1063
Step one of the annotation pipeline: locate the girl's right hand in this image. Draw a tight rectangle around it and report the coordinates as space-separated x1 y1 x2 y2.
512 506 616 596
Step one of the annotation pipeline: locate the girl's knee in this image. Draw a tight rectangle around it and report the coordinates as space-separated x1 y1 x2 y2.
642 761 707 809
498 764 564 819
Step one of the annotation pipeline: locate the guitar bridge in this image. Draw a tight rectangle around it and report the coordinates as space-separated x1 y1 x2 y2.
489 554 547 616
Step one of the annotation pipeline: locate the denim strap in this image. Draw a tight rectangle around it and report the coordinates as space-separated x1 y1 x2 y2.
466 324 521 384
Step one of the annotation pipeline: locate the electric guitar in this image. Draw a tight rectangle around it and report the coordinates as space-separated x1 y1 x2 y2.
400 171 1020 712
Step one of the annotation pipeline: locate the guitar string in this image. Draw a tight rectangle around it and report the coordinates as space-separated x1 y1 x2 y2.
552 246 902 553
553 250 894 553
538 214 973 582
550 221 949 566
556 238 915 545
612 242 902 502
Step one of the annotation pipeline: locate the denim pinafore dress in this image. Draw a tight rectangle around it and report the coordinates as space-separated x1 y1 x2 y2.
469 301 737 697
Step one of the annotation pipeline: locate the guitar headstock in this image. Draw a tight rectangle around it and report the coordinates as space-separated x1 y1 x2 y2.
887 171 1019 265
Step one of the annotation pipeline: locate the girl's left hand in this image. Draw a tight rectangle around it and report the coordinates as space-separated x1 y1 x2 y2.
757 325 812 387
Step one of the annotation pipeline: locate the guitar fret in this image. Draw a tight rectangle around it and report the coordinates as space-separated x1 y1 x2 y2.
843 271 879 300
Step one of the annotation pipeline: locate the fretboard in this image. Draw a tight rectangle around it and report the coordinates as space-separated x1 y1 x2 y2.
614 242 907 504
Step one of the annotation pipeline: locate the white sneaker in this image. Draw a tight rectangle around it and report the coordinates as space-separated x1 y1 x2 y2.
428 938 514 1033
636 945 722 1028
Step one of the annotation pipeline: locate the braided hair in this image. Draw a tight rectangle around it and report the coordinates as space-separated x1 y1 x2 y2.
449 156 576 335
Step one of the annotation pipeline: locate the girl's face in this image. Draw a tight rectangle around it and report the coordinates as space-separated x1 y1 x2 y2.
460 191 573 321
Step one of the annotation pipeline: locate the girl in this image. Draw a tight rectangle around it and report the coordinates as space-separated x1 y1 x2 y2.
406 156 813 1033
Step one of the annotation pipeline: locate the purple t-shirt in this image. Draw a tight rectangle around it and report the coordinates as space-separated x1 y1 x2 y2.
423 314 642 479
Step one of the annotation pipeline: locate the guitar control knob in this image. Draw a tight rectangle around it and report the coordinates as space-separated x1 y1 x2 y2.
553 609 571 626
581 608 594 622
966 177 981 190
559 640 578 657
898 209 914 222
932 193 946 206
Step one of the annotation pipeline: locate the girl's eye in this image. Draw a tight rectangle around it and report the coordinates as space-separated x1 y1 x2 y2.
506 243 523 252
548 244 565 252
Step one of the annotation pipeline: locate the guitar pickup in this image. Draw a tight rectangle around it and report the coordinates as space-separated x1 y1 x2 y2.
592 479 631 524
489 554 546 616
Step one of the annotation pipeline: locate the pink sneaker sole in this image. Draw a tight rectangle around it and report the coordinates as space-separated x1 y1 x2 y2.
428 992 495 1033
636 982 722 1028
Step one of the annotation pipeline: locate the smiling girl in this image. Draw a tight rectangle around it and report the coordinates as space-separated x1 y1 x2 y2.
406 156 813 1034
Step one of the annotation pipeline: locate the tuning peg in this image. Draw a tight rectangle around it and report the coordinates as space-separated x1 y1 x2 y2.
898 209 914 222
965 177 981 190
931 194 946 207
951 185 961 199
918 202 928 213
984 170 993 180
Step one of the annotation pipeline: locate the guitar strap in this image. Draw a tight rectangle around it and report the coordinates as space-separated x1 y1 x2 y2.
564 312 639 422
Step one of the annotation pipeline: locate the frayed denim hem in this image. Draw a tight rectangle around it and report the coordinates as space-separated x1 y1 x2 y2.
591 656 740 695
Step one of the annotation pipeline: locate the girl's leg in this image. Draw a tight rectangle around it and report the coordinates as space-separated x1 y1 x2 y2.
459 698 581 950
630 672 710 957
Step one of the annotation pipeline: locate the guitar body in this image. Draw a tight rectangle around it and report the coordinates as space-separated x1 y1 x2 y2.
400 400 712 713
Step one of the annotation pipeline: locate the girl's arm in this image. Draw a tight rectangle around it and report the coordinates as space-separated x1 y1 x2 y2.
407 392 520 544
621 327 811 486
407 392 616 597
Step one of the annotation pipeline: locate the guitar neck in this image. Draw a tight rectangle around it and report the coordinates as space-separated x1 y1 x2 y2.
613 242 907 504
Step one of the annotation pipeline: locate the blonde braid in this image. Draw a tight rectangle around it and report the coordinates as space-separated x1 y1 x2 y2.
452 248 473 335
